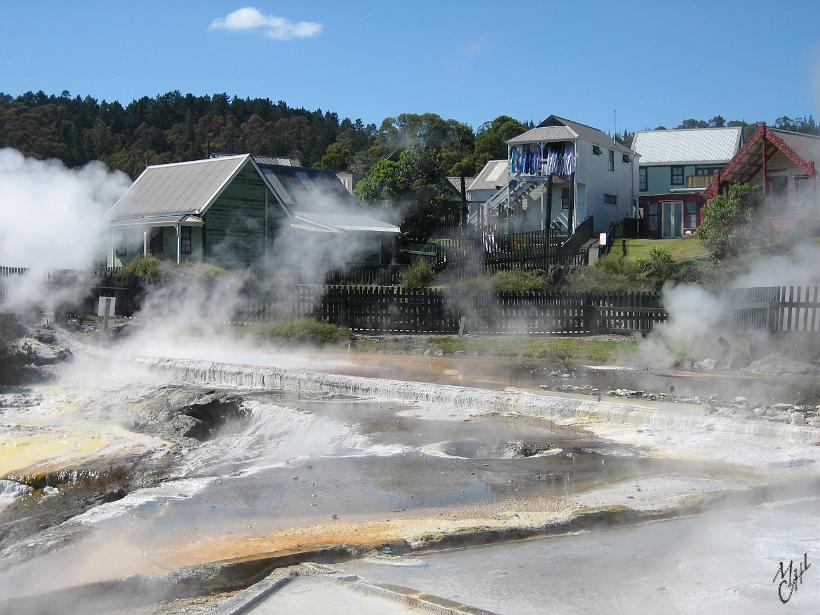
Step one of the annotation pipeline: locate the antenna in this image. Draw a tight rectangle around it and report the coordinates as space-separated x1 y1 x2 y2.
613 109 617 140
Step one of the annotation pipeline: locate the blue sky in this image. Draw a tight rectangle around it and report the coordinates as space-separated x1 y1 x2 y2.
1 1 819 132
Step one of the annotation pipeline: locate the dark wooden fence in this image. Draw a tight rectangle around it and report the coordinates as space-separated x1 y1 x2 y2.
0 266 28 300
5 264 819 336
233 286 666 335
325 264 406 286
235 284 820 335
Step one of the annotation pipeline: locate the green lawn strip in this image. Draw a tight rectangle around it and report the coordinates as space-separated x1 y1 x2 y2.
609 238 708 262
356 335 637 363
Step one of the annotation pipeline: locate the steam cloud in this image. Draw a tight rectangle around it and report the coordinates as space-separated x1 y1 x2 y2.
0 149 130 311
634 239 820 369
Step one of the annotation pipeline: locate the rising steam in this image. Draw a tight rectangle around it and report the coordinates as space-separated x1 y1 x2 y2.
0 148 130 312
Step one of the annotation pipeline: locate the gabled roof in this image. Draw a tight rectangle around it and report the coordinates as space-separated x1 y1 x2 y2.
446 176 474 196
631 127 742 166
507 115 633 154
107 154 276 222
775 129 820 165
507 125 576 145
257 163 356 209
252 155 302 167
468 160 509 192
108 155 399 234
293 211 400 234
703 124 818 200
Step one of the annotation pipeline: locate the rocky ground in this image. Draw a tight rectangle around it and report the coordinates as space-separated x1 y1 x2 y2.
1 323 819 613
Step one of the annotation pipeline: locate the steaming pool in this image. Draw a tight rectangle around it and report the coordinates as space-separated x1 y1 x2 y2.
0 347 818 614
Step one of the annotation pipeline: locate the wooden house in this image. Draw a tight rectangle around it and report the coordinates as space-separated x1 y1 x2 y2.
632 127 742 238
702 123 820 232
477 116 639 236
106 155 398 268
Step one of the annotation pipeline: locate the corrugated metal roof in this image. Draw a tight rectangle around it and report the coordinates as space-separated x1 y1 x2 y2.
107 155 250 221
253 155 302 167
468 160 509 192
772 128 820 164
632 127 742 165
550 116 633 154
109 214 204 228
506 125 576 145
446 176 474 195
506 115 634 154
258 164 356 210
294 211 400 233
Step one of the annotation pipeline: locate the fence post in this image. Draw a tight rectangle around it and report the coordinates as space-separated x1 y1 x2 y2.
584 292 598 334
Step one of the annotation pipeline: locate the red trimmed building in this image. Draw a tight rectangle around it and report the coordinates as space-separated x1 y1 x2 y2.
702 123 819 231
632 127 742 238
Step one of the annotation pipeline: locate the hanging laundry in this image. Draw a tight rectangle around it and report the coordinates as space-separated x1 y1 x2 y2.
561 143 576 175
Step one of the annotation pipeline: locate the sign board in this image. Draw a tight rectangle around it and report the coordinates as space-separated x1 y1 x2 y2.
599 232 607 246
97 296 116 318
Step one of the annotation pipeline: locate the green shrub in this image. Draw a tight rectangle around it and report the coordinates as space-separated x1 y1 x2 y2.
562 256 649 291
249 318 353 346
635 248 679 289
114 255 161 283
491 269 550 292
400 259 436 288
698 183 762 260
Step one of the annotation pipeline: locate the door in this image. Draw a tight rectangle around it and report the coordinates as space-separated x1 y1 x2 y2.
661 201 683 238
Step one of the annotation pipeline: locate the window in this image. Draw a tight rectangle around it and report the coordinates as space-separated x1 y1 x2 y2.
768 176 787 202
604 194 617 205
671 166 684 186
639 167 647 192
684 202 698 228
695 166 720 176
592 145 602 155
181 226 192 255
794 175 810 204
622 153 631 163
561 187 571 210
608 150 615 171
646 203 659 232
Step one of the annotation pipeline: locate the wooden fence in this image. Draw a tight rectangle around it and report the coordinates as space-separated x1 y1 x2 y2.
0 266 29 301
727 285 820 332
4 263 819 336
236 284 820 335
234 286 666 335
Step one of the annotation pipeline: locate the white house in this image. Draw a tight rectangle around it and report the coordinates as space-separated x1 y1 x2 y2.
466 160 509 224
480 115 639 235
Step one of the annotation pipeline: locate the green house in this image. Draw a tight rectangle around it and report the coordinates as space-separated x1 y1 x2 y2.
106 155 399 268
631 128 742 238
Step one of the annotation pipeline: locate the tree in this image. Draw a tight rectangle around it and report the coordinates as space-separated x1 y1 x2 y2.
453 115 527 176
698 184 762 260
354 145 457 241
677 118 709 129
316 142 349 171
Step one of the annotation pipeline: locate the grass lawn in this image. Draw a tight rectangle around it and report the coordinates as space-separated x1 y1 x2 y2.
609 238 708 261
356 335 637 364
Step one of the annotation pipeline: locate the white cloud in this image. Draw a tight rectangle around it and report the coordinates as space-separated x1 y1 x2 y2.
209 7 322 41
